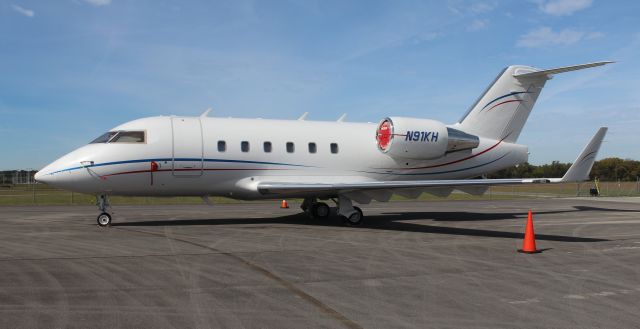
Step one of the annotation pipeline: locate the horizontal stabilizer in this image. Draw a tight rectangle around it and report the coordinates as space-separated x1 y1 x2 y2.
513 61 614 79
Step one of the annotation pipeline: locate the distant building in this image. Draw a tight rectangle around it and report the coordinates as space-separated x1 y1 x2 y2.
0 170 37 185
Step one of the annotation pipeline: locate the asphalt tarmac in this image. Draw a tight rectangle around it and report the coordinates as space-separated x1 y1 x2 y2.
1 198 639 329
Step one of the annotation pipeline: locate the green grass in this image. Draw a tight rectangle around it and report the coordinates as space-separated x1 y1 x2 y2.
0 181 638 206
0 185 251 206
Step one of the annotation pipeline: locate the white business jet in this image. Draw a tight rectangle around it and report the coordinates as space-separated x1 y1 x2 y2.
35 61 611 227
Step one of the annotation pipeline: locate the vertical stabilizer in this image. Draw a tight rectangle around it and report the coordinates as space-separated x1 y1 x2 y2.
455 61 613 143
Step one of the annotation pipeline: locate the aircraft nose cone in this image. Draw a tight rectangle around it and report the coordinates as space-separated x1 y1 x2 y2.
34 169 54 184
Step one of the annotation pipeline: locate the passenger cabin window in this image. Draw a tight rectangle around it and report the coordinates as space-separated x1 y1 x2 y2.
330 143 339 154
263 141 272 153
286 142 295 153
241 141 250 152
308 142 317 154
217 140 226 152
90 131 145 143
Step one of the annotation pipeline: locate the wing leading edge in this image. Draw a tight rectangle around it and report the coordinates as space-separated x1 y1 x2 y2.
257 127 607 197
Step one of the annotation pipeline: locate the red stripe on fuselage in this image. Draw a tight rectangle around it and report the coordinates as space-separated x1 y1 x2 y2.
394 135 508 170
102 168 291 177
485 99 522 112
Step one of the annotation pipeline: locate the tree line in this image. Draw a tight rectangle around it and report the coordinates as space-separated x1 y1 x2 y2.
487 157 640 181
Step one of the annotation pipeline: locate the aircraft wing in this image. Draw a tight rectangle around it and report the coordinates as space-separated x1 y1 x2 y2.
257 127 607 198
258 178 550 195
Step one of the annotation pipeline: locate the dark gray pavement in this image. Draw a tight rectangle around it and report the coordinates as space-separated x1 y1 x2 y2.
1 198 639 328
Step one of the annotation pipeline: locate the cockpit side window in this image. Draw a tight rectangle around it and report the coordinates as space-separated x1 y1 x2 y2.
109 131 146 143
90 131 146 144
90 132 118 143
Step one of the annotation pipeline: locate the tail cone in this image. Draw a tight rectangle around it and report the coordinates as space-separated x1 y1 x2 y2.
280 200 289 209
518 209 541 254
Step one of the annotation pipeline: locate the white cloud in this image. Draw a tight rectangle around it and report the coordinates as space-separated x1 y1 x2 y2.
537 0 593 16
11 4 34 17
516 27 596 48
82 0 111 6
467 19 488 31
448 1 496 15
586 31 605 40
469 2 495 14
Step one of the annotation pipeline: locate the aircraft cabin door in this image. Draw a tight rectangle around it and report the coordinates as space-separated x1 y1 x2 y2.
171 117 203 176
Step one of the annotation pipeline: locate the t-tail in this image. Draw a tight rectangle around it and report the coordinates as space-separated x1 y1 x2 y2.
454 61 613 142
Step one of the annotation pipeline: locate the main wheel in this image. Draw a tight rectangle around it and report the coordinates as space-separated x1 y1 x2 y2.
344 206 364 226
97 212 111 227
312 202 330 218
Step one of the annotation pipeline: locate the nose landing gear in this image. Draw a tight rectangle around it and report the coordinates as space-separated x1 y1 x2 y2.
96 195 112 227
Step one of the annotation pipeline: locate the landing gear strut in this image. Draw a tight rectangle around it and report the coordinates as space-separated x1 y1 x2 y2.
96 195 112 227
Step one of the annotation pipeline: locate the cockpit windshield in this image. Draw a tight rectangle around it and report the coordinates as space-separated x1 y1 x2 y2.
90 132 118 143
90 131 146 144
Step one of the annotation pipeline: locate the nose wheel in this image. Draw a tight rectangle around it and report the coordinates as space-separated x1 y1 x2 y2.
96 194 112 227
97 212 112 227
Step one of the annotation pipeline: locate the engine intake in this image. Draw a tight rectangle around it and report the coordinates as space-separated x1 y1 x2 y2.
375 117 479 160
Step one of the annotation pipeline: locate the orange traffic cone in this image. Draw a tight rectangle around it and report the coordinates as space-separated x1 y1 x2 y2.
280 200 289 209
518 209 541 254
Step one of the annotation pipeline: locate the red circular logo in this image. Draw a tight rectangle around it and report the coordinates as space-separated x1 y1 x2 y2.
376 119 393 151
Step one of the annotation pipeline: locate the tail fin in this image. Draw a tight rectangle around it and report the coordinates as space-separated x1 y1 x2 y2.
560 127 607 182
455 61 613 143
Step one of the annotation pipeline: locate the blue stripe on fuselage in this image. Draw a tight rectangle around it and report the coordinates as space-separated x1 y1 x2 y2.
481 91 529 110
47 157 310 175
46 153 510 178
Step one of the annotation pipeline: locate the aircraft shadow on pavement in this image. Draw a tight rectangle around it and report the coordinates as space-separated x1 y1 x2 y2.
113 208 610 243
384 205 640 222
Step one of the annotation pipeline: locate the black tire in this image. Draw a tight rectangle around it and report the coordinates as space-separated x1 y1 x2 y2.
344 206 363 226
97 212 111 227
312 202 330 218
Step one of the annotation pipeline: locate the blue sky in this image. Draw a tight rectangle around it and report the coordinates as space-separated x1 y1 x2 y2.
1 0 639 170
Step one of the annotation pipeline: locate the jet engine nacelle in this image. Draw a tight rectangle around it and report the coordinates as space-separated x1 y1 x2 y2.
375 117 479 160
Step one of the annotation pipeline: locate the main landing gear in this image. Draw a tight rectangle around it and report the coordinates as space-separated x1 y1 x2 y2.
301 195 364 226
96 195 112 227
336 195 363 226
301 198 331 219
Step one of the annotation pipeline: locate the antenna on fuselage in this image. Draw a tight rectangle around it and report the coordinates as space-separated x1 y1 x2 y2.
298 112 309 121
337 113 347 122
200 108 213 117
